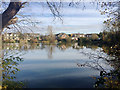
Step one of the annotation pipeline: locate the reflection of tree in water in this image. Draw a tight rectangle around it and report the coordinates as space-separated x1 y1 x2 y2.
76 46 120 88
77 48 112 71
77 1 120 88
43 42 99 59
96 1 120 88
1 43 44 88
41 43 99 59
95 45 120 88
3 43 41 51
45 44 56 59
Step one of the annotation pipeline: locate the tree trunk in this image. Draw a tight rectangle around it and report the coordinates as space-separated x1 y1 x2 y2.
0 35 2 88
0 1 22 34
0 1 23 88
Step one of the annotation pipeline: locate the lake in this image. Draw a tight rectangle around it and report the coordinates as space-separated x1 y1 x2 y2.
2 43 112 88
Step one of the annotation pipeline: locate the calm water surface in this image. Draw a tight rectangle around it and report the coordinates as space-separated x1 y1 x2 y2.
3 43 112 88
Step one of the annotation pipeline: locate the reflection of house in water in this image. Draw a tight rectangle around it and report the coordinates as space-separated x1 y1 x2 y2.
61 45 67 50
57 44 67 50
3 43 20 50
72 43 84 49
73 43 79 49
3 43 41 50
86 45 98 50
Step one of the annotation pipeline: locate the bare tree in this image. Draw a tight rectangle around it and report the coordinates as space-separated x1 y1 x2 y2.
0 0 102 34
1 1 26 31
47 26 55 43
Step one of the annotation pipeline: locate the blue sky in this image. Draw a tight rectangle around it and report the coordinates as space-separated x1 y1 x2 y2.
17 2 108 34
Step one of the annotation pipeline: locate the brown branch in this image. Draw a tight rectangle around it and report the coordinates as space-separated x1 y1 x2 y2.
1 1 23 35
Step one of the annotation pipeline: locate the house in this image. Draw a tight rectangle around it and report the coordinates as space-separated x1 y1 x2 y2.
70 33 78 40
2 33 41 43
85 34 99 40
70 33 85 39
56 33 69 39
71 37 78 40
71 33 77 37
24 33 41 41
61 34 69 39
78 34 85 38
3 33 20 42
85 34 92 38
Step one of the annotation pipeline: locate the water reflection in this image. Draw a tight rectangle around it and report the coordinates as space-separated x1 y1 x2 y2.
1 43 26 88
3 42 99 59
94 45 120 88
0 42 104 88
1 42 119 88
3 43 41 51
3 43 99 50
